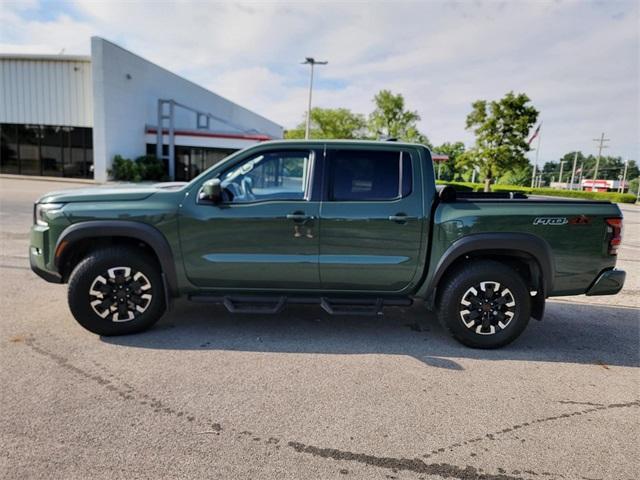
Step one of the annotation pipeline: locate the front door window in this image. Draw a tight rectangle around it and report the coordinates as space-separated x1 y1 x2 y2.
222 150 312 203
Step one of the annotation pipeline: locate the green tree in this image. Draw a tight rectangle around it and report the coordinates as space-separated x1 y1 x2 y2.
498 164 533 186
539 152 638 187
433 141 465 180
459 91 539 191
284 107 367 139
368 90 430 145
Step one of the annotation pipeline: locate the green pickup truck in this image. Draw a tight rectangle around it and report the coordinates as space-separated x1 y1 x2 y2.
30 140 626 348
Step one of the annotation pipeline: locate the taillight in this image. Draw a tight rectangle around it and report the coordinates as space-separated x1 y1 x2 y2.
605 218 623 255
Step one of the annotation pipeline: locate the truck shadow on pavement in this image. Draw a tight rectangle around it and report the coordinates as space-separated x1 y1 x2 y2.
102 300 640 369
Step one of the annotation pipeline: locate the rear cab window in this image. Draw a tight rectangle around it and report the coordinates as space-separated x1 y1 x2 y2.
327 149 412 201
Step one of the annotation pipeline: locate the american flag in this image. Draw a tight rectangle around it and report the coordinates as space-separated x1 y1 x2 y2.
528 123 542 144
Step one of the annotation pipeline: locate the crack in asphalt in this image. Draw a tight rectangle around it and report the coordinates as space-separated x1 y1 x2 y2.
422 399 639 459
17 336 640 480
22 336 223 433
288 442 525 480
556 400 605 407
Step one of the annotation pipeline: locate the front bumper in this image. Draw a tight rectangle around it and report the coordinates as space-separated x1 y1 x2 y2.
585 269 626 296
29 248 62 283
29 225 62 284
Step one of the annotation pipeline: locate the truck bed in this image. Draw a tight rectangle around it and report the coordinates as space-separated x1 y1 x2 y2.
436 185 611 203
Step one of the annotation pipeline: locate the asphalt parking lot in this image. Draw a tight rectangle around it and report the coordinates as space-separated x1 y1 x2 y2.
0 177 638 480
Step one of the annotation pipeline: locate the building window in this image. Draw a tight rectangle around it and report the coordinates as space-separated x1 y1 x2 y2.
41 126 63 177
0 123 93 178
0 124 19 174
17 125 41 175
67 127 88 178
147 144 236 181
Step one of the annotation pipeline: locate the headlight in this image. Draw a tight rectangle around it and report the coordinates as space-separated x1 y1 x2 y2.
34 203 64 226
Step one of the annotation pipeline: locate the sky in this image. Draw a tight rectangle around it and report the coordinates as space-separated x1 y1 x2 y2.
1 0 638 165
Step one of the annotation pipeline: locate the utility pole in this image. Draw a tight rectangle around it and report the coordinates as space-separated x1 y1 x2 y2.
591 132 610 191
558 160 566 186
578 162 584 187
620 160 629 193
569 151 578 190
302 57 328 139
530 125 543 188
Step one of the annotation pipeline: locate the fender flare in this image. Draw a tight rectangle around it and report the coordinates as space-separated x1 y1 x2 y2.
54 220 179 296
425 232 555 298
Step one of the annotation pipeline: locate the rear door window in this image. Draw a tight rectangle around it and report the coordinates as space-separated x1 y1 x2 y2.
328 149 412 201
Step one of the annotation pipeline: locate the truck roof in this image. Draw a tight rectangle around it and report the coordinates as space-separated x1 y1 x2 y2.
259 139 431 150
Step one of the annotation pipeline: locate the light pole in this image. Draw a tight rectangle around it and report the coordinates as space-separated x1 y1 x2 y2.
558 160 566 187
302 57 328 139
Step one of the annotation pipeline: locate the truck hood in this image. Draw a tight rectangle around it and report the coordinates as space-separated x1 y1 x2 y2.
37 182 188 204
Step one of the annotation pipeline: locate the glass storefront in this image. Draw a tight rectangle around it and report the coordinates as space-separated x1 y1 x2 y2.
0 123 93 178
146 144 236 181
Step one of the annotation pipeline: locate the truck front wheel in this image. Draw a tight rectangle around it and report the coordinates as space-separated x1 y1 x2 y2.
67 246 166 336
437 260 531 349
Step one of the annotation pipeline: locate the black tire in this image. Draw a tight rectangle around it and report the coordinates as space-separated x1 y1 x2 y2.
436 260 531 349
67 246 166 336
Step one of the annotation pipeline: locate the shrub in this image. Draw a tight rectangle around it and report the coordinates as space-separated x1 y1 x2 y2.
110 155 141 182
528 188 636 203
491 184 531 194
435 180 482 192
136 155 167 181
109 155 168 182
437 181 636 203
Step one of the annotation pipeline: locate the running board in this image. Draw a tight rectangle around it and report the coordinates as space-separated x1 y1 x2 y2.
188 294 412 318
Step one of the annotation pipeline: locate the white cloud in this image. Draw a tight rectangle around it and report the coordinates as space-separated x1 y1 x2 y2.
0 0 638 163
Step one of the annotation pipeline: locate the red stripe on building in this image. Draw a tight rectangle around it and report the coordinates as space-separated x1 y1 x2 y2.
146 127 272 142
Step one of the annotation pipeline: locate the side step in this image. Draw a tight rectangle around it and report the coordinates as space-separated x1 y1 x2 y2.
188 294 412 318
320 297 384 317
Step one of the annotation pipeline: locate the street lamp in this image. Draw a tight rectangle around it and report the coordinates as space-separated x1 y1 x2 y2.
301 57 328 139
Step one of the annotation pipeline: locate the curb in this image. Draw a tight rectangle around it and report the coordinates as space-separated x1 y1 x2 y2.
0 174 99 185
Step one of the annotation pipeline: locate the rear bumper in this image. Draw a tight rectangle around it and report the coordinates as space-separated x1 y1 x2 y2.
585 269 626 296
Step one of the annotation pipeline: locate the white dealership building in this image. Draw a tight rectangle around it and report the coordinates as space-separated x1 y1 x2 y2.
0 37 283 182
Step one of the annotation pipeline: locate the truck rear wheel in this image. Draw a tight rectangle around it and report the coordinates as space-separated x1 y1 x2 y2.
67 246 166 336
437 260 531 349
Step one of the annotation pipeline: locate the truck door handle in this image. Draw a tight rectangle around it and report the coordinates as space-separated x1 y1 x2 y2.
286 212 315 222
388 214 409 224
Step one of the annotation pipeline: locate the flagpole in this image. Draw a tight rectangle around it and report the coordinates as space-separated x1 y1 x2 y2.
530 123 542 188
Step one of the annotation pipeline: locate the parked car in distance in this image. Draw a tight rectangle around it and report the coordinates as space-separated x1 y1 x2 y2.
30 140 626 348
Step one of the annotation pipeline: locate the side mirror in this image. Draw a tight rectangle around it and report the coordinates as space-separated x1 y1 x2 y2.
201 178 222 203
